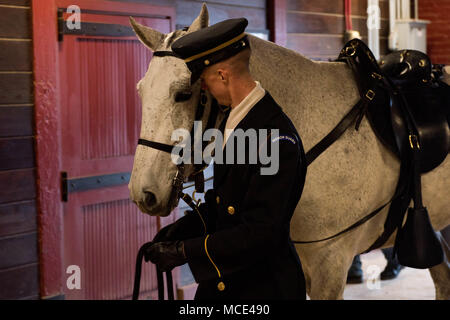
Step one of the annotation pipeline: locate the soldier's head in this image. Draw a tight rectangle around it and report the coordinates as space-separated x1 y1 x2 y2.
172 18 251 106
199 48 251 106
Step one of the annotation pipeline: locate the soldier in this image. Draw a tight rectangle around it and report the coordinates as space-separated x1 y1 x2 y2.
144 18 307 300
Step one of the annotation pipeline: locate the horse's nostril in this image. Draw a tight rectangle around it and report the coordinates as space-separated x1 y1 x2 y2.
144 191 157 208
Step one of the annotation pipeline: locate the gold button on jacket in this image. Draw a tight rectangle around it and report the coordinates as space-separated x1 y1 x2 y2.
217 281 225 291
227 206 235 215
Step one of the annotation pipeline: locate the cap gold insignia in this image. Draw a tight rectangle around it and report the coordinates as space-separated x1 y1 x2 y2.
184 32 246 63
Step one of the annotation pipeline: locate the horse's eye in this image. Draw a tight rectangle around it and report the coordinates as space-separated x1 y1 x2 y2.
175 91 192 102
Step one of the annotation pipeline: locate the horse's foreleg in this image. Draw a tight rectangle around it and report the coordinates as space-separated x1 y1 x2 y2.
428 227 450 300
299 244 354 300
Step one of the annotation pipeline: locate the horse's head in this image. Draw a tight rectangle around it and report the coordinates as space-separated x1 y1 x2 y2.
129 5 212 216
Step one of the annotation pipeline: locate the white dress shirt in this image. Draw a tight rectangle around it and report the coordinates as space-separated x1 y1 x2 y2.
223 81 266 149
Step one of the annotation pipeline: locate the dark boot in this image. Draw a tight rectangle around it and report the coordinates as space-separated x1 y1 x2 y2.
380 247 404 280
346 255 363 284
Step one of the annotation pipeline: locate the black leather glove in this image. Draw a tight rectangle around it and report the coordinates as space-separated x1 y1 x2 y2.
144 241 187 272
153 209 207 243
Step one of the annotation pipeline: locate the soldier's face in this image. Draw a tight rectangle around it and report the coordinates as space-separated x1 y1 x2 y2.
200 67 231 106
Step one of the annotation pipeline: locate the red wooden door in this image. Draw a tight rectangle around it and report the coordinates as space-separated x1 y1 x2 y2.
57 4 174 300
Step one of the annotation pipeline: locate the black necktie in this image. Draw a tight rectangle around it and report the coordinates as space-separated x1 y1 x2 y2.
213 108 230 158
218 108 230 135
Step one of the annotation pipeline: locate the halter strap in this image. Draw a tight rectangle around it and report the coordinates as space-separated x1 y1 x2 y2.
137 50 208 155
137 139 174 154
153 51 180 58
137 86 221 192
137 50 222 196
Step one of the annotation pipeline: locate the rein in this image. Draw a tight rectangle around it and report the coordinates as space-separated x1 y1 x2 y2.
132 241 174 300
133 50 223 300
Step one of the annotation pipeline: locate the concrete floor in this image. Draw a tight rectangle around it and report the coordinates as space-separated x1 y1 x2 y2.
343 249 435 300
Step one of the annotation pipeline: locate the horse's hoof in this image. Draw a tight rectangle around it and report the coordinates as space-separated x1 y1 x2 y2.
380 264 404 280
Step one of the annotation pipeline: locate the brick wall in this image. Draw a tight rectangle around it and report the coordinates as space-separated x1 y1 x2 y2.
419 0 450 64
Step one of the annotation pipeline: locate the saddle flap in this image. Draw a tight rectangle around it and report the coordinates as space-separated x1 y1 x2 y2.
380 50 432 87
376 48 448 173
404 85 450 173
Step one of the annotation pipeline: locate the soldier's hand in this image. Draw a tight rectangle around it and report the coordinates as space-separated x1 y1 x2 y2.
144 241 187 272
152 223 174 242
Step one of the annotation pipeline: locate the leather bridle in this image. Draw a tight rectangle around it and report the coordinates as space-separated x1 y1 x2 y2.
133 50 229 301
137 50 225 212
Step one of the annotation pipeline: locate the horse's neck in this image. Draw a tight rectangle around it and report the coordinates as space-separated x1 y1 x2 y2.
248 35 360 151
248 35 317 96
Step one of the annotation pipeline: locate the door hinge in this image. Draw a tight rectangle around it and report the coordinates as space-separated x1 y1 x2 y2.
57 7 135 42
61 171 131 202
61 171 69 202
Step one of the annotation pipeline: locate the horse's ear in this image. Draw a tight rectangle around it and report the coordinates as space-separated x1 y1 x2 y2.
129 16 164 51
187 3 209 33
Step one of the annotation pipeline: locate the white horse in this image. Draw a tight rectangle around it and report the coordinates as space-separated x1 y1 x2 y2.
128 5 450 299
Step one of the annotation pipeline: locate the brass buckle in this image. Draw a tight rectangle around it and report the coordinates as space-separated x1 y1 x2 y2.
409 135 420 149
365 89 375 101
192 189 201 206
345 46 356 57
371 72 383 80
172 167 185 188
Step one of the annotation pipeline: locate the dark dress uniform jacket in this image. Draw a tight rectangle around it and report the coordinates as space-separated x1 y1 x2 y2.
171 91 307 300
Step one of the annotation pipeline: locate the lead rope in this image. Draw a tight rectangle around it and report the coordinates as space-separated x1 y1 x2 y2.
131 189 213 300
131 50 224 299
132 94 224 300
132 242 174 300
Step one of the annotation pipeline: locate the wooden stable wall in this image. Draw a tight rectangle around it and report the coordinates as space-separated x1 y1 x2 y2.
109 0 268 299
285 0 390 60
0 0 266 300
112 0 268 33
0 0 39 300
